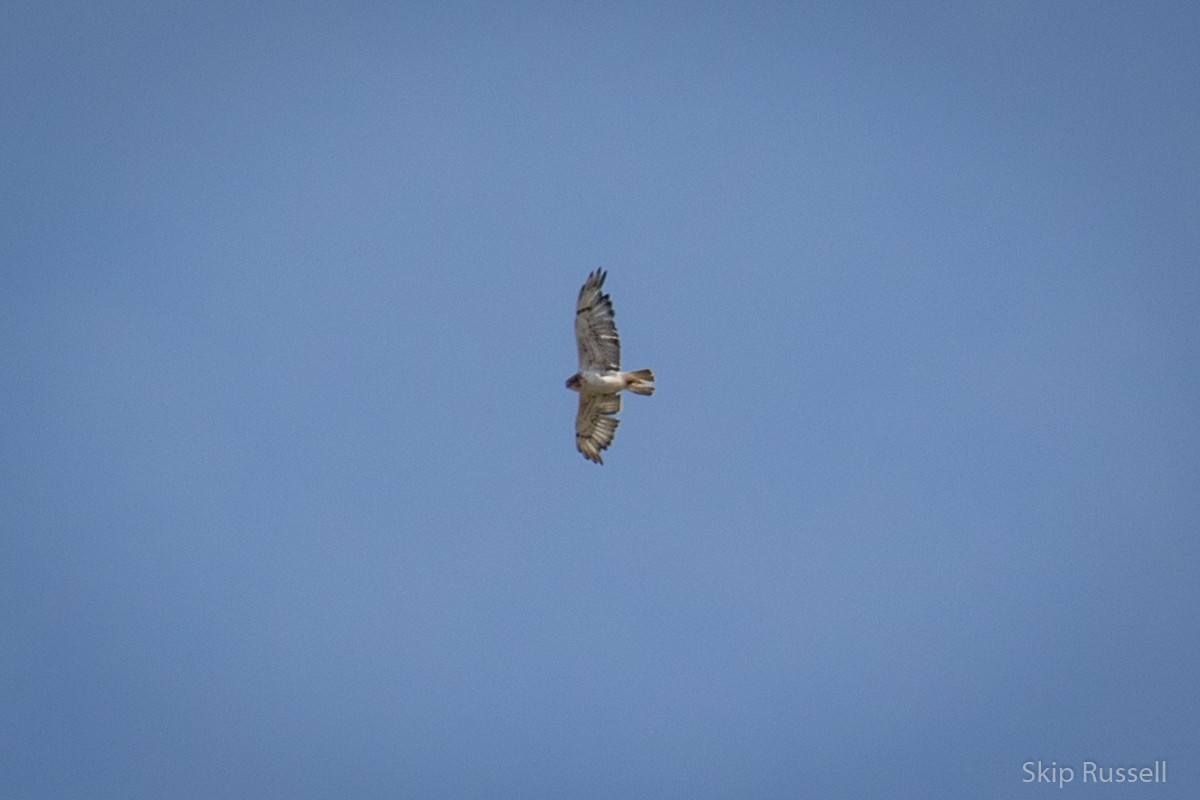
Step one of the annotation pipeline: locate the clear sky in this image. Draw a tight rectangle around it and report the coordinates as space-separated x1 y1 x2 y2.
3 2 1198 797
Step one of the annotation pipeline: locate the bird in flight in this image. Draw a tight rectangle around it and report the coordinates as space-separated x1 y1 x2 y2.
565 269 655 463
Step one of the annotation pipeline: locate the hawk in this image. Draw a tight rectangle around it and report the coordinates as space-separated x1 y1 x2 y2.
565 269 655 463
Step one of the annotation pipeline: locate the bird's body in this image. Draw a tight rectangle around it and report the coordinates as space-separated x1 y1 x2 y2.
567 369 649 394
565 269 655 463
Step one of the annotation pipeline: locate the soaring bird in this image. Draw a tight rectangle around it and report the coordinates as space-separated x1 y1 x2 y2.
565 269 655 463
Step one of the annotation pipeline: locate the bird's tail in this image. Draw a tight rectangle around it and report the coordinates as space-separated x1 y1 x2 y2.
624 369 655 396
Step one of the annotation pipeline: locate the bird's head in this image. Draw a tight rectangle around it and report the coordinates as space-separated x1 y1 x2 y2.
565 373 582 391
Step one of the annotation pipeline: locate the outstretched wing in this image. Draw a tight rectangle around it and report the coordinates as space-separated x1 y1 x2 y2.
575 393 621 464
575 269 620 371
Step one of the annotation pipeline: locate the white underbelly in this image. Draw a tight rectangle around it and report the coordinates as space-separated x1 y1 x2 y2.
579 370 625 393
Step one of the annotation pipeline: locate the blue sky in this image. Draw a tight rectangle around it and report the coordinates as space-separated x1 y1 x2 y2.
3 2 1198 797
